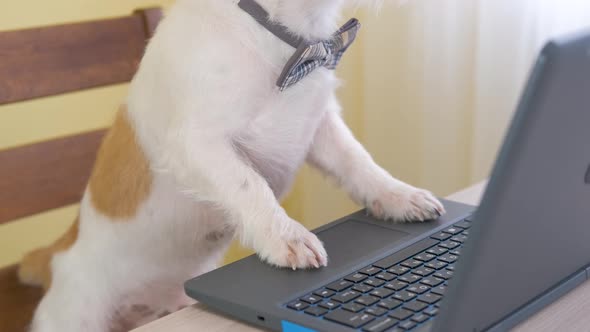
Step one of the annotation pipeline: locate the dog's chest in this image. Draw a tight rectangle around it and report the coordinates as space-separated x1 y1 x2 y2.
235 79 334 197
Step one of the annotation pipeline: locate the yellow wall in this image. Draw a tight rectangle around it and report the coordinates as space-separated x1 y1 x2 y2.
0 1 366 267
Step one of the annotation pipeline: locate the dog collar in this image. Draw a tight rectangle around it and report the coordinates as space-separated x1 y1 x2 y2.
238 0 361 90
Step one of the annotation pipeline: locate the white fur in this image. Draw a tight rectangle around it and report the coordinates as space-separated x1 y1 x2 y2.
30 0 444 331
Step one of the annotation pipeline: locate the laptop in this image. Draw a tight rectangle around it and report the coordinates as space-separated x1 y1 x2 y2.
184 30 590 332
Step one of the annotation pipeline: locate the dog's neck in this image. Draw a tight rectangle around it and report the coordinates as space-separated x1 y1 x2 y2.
254 0 346 41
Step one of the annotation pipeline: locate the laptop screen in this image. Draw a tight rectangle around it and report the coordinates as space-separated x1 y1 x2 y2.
436 31 590 331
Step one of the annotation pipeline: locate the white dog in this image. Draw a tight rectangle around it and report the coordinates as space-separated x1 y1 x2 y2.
19 0 445 330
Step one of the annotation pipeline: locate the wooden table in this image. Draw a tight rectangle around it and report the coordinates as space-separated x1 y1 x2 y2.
135 181 590 331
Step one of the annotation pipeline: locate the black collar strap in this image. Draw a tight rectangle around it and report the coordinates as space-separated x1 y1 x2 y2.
238 0 304 48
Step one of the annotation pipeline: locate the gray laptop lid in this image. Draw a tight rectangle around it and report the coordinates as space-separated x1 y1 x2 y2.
435 31 590 331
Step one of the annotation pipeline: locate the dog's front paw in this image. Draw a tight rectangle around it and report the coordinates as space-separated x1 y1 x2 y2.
369 184 446 223
258 222 328 270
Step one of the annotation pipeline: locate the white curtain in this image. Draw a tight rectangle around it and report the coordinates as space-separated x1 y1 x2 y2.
471 0 590 182
356 0 590 195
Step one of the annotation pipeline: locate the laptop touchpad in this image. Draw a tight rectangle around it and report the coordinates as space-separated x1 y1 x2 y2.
317 220 410 268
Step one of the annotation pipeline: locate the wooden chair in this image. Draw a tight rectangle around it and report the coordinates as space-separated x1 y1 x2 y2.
0 8 163 331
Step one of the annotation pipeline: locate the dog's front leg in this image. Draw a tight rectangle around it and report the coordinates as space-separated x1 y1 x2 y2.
170 139 327 269
307 100 445 222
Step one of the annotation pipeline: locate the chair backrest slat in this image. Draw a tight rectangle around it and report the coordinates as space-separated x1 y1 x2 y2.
0 9 161 105
135 8 164 39
0 130 106 225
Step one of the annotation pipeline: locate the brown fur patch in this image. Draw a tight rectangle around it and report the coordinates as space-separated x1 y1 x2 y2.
19 107 151 294
19 218 80 290
88 107 152 220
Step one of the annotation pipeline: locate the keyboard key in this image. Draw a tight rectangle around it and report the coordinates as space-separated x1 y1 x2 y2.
365 306 388 317
438 253 459 264
398 320 417 330
384 280 408 291
424 306 439 316
364 278 385 288
450 234 468 243
388 328 405 332
434 270 454 280
377 298 403 310
400 259 422 269
412 313 430 323
412 267 434 277
442 227 463 235
370 288 394 299
326 280 353 292
450 249 461 256
417 293 442 304
372 256 399 270
393 290 417 302
430 232 451 241
427 247 448 256
362 316 399 332
332 290 361 303
425 261 447 270
359 266 381 276
356 295 380 306
324 309 375 328
304 306 328 317
314 289 335 298
343 302 366 313
287 300 309 311
403 300 428 312
414 253 437 262
407 284 430 295
446 264 456 271
439 240 460 250
454 220 471 229
389 308 414 321
398 274 421 284
431 285 447 296
353 283 374 293
420 277 444 287
463 230 470 236
319 300 340 310
388 265 411 275
345 273 368 283
375 272 396 281
300 294 322 304
372 238 438 270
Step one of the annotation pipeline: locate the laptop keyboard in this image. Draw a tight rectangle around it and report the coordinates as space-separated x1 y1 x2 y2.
285 217 472 331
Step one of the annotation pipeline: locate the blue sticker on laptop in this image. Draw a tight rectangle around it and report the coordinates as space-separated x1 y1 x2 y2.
281 320 317 332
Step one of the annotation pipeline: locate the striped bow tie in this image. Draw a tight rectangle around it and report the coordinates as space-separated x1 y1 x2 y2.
238 0 361 91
